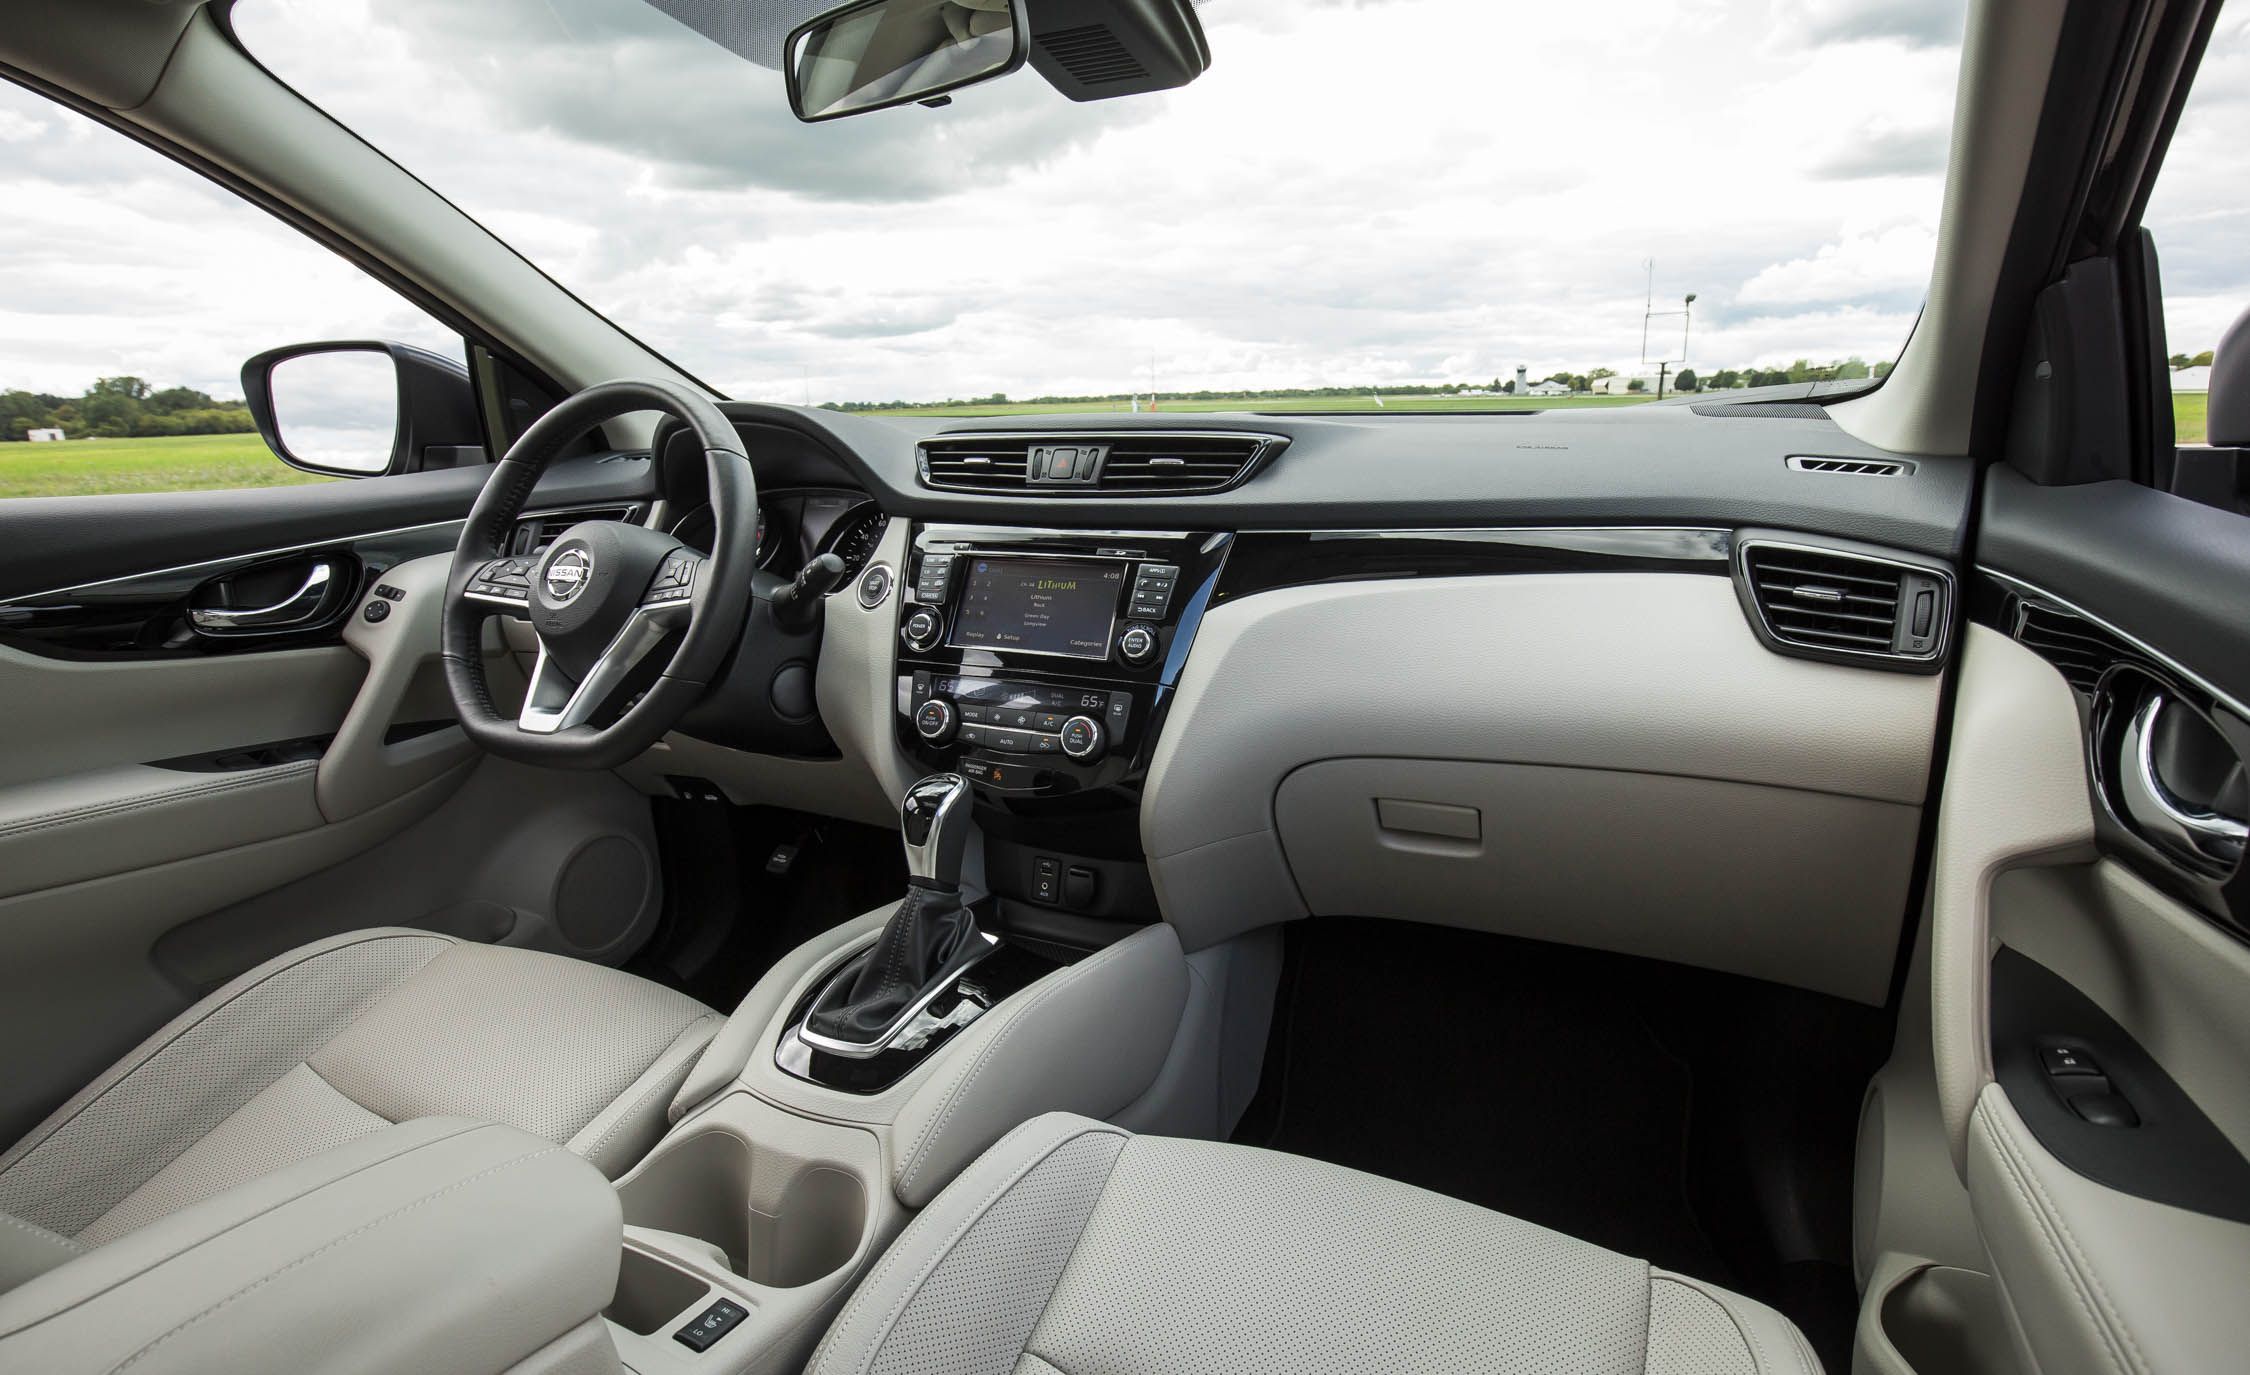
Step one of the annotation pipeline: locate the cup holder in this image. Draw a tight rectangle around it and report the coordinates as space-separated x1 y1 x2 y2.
617 1127 870 1290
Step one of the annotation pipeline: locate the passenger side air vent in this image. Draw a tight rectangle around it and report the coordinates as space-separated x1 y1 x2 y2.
917 432 1282 496
1038 24 1148 85
1786 455 1912 476
2013 602 2129 695
1737 538 1951 671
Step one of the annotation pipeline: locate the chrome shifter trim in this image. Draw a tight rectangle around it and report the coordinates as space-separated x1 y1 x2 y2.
792 929 1001 1059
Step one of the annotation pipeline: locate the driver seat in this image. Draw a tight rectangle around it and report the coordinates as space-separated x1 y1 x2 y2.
0 928 720 1294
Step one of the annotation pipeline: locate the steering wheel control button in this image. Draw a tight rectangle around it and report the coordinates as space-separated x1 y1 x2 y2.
857 563 893 608
1117 622 1159 665
674 1298 749 1353
902 607 944 652
1059 715 1104 759
361 599 390 624
914 698 957 743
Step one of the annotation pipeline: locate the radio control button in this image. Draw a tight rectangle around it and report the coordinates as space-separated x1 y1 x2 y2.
901 608 943 651
1117 623 1159 666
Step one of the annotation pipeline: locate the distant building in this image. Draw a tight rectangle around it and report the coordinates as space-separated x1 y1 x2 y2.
2171 366 2211 392
1515 365 1529 395
26 427 64 442
1589 374 1659 395
1527 380 1571 397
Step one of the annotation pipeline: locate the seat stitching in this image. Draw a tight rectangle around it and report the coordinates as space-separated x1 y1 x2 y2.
0 932 451 1175
0 1120 488 1342
1653 1272 1771 1375
0 762 317 841
0 1211 82 1253
897 938 1142 1195
580 1015 721 1166
108 1144 562 1374
1983 1099 2145 1375
814 1123 1125 1375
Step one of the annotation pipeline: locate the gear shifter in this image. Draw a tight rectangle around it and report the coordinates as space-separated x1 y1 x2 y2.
802 774 982 1051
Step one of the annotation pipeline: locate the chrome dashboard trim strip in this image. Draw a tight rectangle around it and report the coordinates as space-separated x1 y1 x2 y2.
1275 525 1733 560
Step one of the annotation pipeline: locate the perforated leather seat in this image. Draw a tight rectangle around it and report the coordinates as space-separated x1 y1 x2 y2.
0 927 719 1293
810 1112 1824 1375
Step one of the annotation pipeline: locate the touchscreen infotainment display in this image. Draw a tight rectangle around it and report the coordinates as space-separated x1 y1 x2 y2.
947 558 1124 659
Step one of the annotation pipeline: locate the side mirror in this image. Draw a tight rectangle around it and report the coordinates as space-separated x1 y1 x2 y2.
787 0 1028 123
241 341 482 478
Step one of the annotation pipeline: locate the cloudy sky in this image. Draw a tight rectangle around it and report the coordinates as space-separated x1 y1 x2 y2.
2 0 2245 404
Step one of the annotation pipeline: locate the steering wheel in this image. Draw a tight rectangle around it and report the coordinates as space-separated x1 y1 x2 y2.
441 379 756 770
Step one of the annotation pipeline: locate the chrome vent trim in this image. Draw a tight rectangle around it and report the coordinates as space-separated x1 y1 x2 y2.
1785 455 1912 476
509 505 642 555
1738 539 1951 667
916 431 1285 496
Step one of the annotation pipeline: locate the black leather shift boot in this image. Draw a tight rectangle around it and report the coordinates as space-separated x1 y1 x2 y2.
804 881 977 1045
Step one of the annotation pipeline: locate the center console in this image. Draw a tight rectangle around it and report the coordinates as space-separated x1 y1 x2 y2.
892 525 1230 799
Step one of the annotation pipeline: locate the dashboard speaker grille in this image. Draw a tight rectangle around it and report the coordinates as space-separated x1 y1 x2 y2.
918 432 1280 496
1741 541 1948 666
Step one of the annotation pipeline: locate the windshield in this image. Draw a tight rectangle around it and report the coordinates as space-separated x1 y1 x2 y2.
234 0 1964 414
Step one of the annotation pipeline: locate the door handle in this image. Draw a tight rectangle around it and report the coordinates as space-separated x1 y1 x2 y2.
2119 694 2247 869
189 562 338 634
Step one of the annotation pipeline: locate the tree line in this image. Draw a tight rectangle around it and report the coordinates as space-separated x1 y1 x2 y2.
825 357 1898 410
0 377 257 441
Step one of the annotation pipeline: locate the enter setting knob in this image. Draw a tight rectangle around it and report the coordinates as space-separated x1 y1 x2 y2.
1058 715 1104 760
1117 623 1158 665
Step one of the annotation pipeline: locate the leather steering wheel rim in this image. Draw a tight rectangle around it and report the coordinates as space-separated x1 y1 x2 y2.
440 377 756 770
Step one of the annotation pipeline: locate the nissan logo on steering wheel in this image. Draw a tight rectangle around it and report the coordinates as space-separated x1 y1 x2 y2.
544 547 593 602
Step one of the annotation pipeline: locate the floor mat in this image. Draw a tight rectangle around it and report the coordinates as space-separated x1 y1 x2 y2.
1233 918 1880 1370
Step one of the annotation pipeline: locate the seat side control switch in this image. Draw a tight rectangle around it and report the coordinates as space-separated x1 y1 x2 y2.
675 1298 750 1352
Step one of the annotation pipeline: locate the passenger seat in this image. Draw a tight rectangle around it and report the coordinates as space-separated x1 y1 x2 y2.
810 1112 1821 1375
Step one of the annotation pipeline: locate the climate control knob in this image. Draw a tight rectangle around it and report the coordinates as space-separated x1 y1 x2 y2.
913 698 956 744
901 607 943 652
1058 715 1105 760
1116 622 1159 666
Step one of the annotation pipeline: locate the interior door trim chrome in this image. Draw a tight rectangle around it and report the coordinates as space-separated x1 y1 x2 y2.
188 563 338 633
1983 567 2250 723
2119 694 2248 870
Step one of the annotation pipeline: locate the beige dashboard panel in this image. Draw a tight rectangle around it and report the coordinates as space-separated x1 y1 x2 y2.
1276 757 1920 1003
1145 572 1944 978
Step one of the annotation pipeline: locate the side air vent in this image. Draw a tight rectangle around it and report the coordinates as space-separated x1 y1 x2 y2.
1038 24 1149 85
1737 539 1951 671
917 432 1283 496
2013 602 2130 694
1786 455 1912 476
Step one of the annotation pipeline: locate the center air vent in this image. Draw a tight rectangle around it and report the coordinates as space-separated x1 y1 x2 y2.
917 432 1282 496
1737 538 1951 671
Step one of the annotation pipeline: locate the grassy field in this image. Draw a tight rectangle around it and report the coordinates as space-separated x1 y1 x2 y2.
0 391 2215 497
0 433 330 499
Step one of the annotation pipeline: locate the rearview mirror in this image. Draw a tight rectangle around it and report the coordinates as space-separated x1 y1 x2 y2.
242 341 482 478
787 0 1028 123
